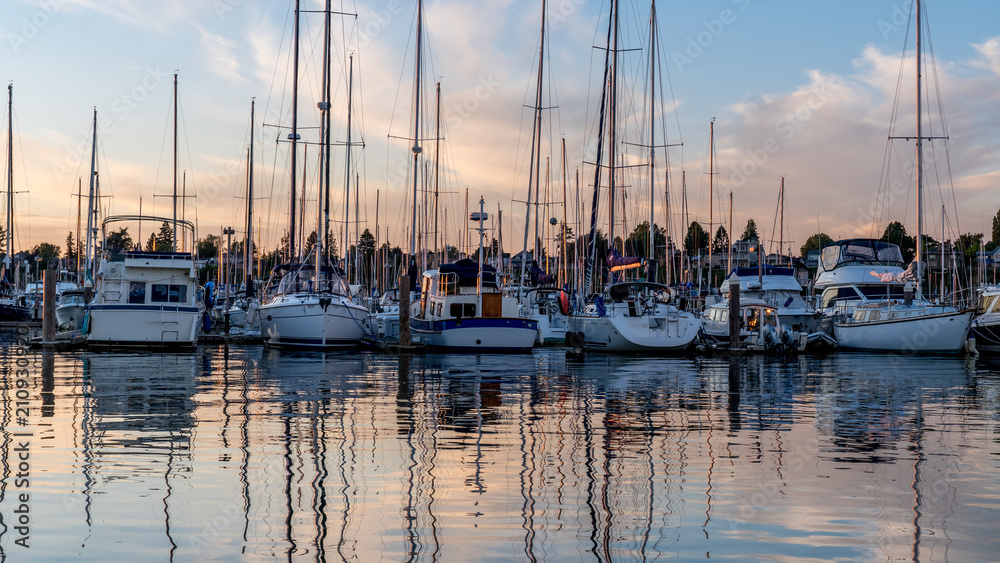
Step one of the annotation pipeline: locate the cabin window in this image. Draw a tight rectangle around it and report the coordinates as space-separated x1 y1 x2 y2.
449 303 476 318
763 310 777 327
128 282 146 304
151 284 187 303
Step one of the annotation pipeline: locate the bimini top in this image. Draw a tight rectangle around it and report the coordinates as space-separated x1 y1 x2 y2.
819 239 904 273
438 258 497 287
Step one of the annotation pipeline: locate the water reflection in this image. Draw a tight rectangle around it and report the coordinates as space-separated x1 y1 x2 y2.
0 344 997 561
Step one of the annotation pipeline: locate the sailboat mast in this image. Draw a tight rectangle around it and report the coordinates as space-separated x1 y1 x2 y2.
561 137 568 286
322 1 334 279
520 0 547 290
647 0 657 283
289 0 300 262
85 107 97 279
246 98 255 298
584 0 617 294
434 81 441 267
76 178 82 278
779 176 785 265
607 0 620 252
172 73 178 251
665 170 672 284
708 118 714 288
915 0 924 295
409 0 423 260
341 51 351 280
680 169 687 283
6 84 13 265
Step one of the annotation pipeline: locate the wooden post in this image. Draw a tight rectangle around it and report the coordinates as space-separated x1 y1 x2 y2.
728 280 740 349
398 273 411 345
42 263 57 342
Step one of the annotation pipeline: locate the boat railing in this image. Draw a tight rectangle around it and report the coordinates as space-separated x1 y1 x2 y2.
439 272 458 295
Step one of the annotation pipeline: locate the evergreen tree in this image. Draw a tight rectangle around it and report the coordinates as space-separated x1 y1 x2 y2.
64 231 77 267
106 227 133 252
992 208 1000 247
712 225 729 253
740 219 758 242
684 222 709 255
156 222 174 251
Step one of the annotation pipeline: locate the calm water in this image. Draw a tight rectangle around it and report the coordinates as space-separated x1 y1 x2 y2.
0 337 998 562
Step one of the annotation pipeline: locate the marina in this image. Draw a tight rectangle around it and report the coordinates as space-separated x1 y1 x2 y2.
2 0 1000 559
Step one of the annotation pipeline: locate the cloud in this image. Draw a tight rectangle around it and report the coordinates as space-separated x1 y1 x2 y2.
703 42 1000 248
972 37 1000 76
196 26 244 84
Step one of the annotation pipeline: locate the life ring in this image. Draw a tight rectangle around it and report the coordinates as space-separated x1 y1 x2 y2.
558 290 571 316
565 331 585 349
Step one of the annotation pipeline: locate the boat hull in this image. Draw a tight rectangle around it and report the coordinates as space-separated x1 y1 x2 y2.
55 303 85 330
568 312 701 353
410 317 538 352
86 304 201 347
0 302 30 322
970 315 1000 354
259 295 371 349
834 310 973 353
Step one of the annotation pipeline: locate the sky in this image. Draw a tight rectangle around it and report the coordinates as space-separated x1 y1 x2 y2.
2 0 1000 261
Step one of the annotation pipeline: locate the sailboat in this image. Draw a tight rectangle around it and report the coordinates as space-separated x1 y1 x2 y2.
831 0 973 353
0 83 30 322
565 0 701 353
513 0 571 346
86 76 202 347
258 0 372 349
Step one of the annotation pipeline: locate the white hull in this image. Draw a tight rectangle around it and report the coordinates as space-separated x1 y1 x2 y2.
55 303 85 330
533 313 568 345
259 294 371 349
568 310 701 352
373 310 400 341
86 240 201 348
834 309 973 353
87 304 200 346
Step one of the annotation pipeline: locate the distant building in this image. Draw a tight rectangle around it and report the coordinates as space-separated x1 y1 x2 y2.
930 241 964 269
804 249 821 270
